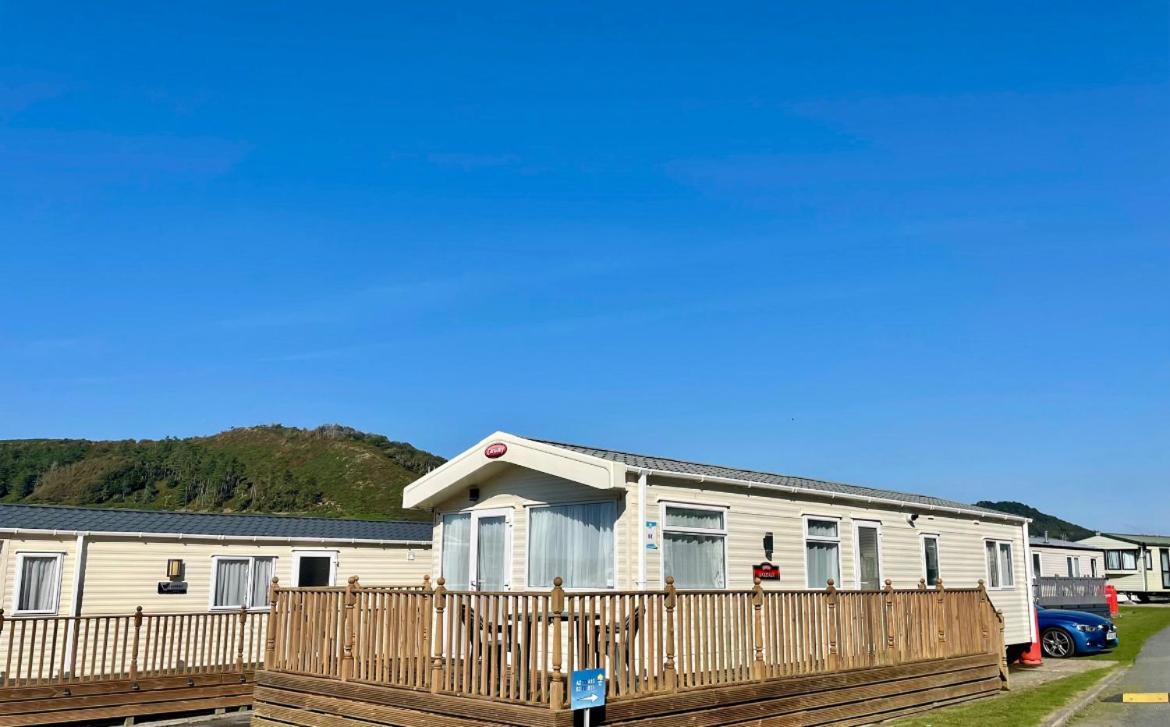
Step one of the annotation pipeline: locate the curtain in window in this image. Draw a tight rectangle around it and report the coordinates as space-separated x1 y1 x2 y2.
18 556 57 612
665 508 723 530
250 558 274 607
442 514 471 590
924 539 940 586
529 502 615 589
475 516 507 591
986 542 1000 587
215 559 249 607
664 533 725 588
805 542 839 588
807 520 838 538
998 543 1014 586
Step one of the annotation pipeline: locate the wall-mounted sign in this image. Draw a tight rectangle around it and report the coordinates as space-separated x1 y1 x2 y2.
484 443 508 459
753 562 780 580
644 520 658 550
157 581 188 594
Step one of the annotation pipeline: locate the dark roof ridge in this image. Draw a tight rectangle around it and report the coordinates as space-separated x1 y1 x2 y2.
0 501 414 525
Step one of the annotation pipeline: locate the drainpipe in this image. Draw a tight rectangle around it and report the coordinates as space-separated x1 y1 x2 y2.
64 532 88 675
637 470 648 590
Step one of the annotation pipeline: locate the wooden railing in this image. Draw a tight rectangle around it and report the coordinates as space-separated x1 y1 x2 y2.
266 575 1005 710
0 607 268 687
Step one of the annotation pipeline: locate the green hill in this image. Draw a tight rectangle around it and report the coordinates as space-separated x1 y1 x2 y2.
0 424 444 521
975 500 1094 541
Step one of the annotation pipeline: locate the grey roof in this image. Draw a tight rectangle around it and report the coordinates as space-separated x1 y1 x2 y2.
535 439 1019 520
1103 533 1170 547
0 503 433 542
1031 536 1103 552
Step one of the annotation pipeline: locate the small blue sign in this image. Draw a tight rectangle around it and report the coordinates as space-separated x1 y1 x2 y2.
570 668 606 710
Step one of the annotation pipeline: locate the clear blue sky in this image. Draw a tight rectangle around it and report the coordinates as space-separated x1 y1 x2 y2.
1 3 1166 532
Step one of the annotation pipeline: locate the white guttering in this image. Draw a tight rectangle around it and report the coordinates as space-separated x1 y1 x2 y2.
636 467 1029 525
0 528 430 547
637 469 648 590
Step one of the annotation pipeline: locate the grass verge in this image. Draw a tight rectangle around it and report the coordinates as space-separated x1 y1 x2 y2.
891 605 1170 727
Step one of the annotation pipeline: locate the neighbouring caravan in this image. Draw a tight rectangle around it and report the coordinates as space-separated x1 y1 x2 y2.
0 504 433 617
1078 532 1170 602
403 432 1037 652
1030 535 1105 579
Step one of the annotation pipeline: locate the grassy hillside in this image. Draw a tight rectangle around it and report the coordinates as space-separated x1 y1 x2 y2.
0 425 444 521
976 500 1094 540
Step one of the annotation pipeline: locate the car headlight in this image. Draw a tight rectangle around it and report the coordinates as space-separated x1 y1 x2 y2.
1076 624 1101 633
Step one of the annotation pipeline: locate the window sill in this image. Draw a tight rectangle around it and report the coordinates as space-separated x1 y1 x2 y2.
10 609 59 617
209 606 271 613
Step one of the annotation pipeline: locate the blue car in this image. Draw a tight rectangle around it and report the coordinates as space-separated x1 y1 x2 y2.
1037 606 1118 658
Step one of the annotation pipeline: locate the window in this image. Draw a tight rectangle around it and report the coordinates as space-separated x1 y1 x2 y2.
529 501 616 589
14 553 63 615
985 541 1015 588
854 521 882 590
1144 549 1153 570
211 556 274 610
1032 552 1042 578
922 535 941 587
441 513 471 591
1106 550 1119 569
1090 558 1098 578
1067 556 1080 578
805 517 841 588
1105 550 1136 570
293 551 336 587
662 505 727 589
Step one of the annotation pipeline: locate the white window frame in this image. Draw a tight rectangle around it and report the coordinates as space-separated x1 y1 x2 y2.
803 515 843 590
659 502 729 590
1144 549 1153 570
1121 550 1137 570
439 511 473 590
209 555 277 612
1067 556 1081 578
852 519 884 591
11 552 64 616
920 533 942 587
523 498 617 592
985 540 1015 590
292 550 338 588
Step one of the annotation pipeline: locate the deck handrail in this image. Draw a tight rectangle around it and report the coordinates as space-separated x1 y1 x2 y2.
265 574 1006 709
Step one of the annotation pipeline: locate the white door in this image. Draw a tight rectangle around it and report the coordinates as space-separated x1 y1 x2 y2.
469 509 511 591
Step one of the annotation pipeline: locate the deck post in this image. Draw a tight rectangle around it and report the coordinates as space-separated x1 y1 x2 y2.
918 578 926 591
663 576 677 691
265 577 279 669
549 577 565 711
130 606 143 684
977 579 990 648
237 605 248 676
996 609 1009 690
341 576 358 682
826 580 841 670
883 580 896 664
935 579 946 645
430 577 446 694
751 577 765 679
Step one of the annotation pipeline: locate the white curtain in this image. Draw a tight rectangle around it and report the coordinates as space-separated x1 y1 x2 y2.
805 542 839 588
476 516 507 591
214 559 249 608
442 514 471 590
250 558 274 607
999 543 1014 586
18 556 58 612
985 542 1000 587
664 533 725 588
529 502 615 589
665 508 723 530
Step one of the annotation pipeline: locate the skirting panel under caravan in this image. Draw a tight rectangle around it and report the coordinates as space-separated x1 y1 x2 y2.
253 655 1002 727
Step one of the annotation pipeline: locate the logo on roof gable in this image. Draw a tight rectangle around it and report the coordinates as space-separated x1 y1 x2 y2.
484 443 508 459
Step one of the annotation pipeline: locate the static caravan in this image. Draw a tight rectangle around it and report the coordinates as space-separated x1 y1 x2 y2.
0 503 433 618
403 432 1036 652
1030 536 1104 579
1078 532 1170 602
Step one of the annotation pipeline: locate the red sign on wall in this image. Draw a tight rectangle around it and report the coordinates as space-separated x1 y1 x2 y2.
484 443 508 459
753 562 780 580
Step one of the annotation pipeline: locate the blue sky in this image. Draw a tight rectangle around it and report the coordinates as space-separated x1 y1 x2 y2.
1 3 1166 532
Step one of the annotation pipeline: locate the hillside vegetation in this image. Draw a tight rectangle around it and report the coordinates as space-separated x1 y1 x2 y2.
976 500 1094 540
0 425 444 521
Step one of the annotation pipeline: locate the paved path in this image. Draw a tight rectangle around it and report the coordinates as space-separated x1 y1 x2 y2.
1074 623 1170 726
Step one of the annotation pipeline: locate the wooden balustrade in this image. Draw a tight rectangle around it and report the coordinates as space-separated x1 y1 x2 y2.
265 575 1005 711
0 607 268 687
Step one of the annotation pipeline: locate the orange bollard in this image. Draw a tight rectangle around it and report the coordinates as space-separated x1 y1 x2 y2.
1019 607 1043 666
1105 585 1119 617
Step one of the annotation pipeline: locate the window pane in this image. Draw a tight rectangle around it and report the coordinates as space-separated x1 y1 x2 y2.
18 556 58 612
806 542 840 588
999 543 1014 586
214 559 249 608
807 519 838 539
1107 551 1120 569
475 516 508 591
441 514 471 591
1122 551 1136 570
924 538 940 586
250 558 274 607
985 542 1000 588
529 502 615 589
664 533 725 589
665 507 724 531
857 526 881 590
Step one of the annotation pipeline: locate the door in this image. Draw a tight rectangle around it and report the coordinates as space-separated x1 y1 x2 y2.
469 509 511 591
1162 549 1170 589
854 521 882 590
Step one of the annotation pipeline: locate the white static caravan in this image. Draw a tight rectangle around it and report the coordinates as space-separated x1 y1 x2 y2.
1078 532 1170 602
1030 535 1104 579
403 432 1037 651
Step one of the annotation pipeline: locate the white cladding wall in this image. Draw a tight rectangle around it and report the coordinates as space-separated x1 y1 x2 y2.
1078 535 1169 593
1031 545 1103 579
0 533 432 616
429 465 1032 645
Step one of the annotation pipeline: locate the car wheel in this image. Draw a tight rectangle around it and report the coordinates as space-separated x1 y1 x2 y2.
1041 628 1076 658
